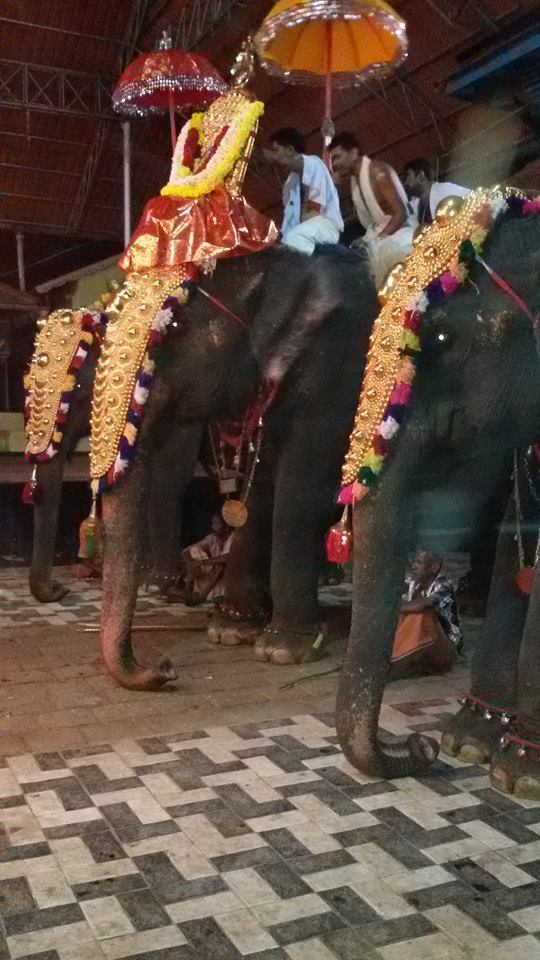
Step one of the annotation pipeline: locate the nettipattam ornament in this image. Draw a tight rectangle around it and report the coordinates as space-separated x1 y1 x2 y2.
341 187 535 500
24 307 107 463
90 269 192 491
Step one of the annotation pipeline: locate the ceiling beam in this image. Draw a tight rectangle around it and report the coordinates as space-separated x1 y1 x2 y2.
0 220 119 241
0 59 113 120
174 0 251 49
0 17 125 46
0 161 81 177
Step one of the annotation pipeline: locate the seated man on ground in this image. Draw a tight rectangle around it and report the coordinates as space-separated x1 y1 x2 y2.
329 131 414 286
263 127 343 254
390 550 462 680
403 157 470 225
181 514 233 606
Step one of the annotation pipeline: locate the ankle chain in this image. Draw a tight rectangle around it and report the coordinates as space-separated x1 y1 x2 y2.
458 693 515 726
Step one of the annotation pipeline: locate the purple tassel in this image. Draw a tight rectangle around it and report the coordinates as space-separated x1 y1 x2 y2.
138 371 153 389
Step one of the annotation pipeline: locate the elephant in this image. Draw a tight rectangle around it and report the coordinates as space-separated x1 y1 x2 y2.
336 209 540 781
99 245 379 689
28 340 99 603
441 453 540 798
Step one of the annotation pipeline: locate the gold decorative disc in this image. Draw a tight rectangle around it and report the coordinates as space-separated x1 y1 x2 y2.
222 499 248 528
25 309 87 457
90 268 186 481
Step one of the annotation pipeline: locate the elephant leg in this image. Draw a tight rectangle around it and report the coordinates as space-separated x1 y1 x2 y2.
147 423 204 588
208 454 273 647
29 451 72 602
100 453 178 690
490 525 540 799
254 434 337 666
442 494 527 764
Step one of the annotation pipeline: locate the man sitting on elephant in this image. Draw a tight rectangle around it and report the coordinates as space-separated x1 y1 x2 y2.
390 550 462 679
263 127 343 255
329 131 414 286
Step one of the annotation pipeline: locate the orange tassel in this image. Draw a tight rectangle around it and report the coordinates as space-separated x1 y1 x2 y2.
78 498 103 560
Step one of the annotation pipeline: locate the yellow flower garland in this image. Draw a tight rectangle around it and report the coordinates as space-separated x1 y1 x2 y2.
161 100 264 199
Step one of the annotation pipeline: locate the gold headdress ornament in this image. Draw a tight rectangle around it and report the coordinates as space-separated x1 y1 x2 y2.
230 36 257 88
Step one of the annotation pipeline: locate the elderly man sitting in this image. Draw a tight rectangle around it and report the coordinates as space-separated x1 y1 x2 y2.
390 550 462 679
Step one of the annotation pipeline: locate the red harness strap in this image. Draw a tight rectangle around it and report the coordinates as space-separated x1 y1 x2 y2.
195 283 250 331
476 255 537 327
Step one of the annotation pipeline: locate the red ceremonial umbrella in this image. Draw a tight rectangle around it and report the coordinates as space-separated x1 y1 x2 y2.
112 31 228 153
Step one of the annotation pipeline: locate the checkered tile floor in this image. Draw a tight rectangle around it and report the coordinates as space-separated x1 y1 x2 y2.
0 569 185 629
2 709 540 960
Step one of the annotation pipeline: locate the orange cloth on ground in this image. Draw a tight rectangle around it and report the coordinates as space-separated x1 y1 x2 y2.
392 610 441 662
119 188 277 273
391 611 456 678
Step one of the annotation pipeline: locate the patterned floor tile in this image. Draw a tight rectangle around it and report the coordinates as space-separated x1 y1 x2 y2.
1 705 540 958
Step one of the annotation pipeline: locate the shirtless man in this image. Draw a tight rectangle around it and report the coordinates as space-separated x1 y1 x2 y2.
329 131 414 285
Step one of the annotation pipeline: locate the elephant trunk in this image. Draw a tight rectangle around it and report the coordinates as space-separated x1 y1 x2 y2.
100 458 178 691
336 438 439 778
29 455 70 603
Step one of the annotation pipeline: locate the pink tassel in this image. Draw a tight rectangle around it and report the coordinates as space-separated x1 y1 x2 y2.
338 484 355 505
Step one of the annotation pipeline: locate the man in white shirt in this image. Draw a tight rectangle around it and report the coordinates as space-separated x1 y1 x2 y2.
263 127 343 255
403 157 470 225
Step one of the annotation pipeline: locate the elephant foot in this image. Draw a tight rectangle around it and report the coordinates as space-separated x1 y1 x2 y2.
254 627 327 666
491 733 540 799
207 614 261 647
441 696 515 764
108 656 178 691
30 580 69 603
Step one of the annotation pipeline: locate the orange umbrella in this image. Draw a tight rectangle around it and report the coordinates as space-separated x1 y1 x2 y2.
255 0 407 148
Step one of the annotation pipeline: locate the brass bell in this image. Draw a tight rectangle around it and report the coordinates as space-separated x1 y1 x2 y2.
36 353 49 367
435 195 465 224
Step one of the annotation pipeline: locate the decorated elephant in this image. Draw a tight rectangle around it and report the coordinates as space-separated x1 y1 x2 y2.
442 463 540 799
98 244 377 688
334 190 540 782
24 311 104 602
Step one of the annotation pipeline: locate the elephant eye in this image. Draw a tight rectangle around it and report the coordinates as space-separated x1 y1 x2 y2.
435 331 450 345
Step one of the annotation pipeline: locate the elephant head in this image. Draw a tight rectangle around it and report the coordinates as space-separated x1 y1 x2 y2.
337 211 540 779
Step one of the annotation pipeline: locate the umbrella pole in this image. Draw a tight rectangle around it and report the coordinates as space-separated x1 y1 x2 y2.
322 20 334 167
168 89 177 154
122 121 131 249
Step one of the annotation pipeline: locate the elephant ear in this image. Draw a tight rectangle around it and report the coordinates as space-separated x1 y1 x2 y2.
264 289 340 383
250 253 340 384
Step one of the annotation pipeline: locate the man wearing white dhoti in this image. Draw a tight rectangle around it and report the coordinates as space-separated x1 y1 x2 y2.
330 131 415 287
263 127 343 255
403 157 470 225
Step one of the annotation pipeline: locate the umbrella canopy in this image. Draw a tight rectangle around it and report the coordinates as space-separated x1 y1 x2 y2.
255 0 407 87
112 47 227 117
